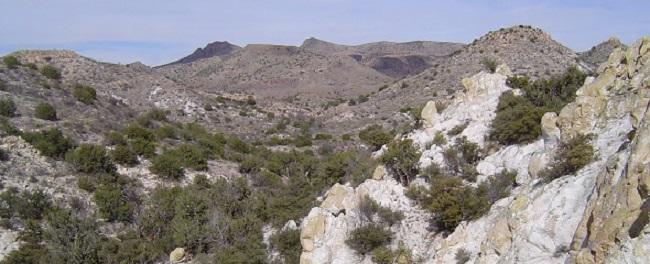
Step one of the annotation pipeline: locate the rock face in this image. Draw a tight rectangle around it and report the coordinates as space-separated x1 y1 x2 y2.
299 37 650 264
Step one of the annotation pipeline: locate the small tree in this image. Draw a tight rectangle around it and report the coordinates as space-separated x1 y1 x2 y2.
34 102 57 121
380 139 421 186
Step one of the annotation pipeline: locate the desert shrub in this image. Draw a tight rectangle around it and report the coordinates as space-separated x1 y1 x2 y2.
427 175 489 232
169 144 208 171
149 152 184 180
129 138 156 158
380 139 420 185
491 67 587 145
65 144 115 174
77 176 97 192
2 56 20 69
0 98 17 117
111 144 138 166
293 133 313 147
341 134 352 141
72 84 97 104
94 183 133 222
359 195 404 226
105 131 127 146
0 117 20 135
123 124 155 141
478 169 517 203
34 102 57 121
345 224 393 254
40 65 61 80
227 136 252 154
371 246 395 264
155 125 177 140
313 133 332 140
137 108 167 127
0 188 52 221
43 208 104 263
270 229 301 264
481 57 498 73
21 128 74 158
540 134 594 182
455 248 471 264
359 124 393 151
432 131 447 146
447 122 469 136
488 91 544 145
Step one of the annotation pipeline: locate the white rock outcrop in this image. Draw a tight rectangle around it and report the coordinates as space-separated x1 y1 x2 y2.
300 37 650 264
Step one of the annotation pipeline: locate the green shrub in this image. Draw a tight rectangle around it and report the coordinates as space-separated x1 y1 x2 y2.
491 67 587 145
77 176 97 192
345 224 392 254
293 133 313 147
170 144 208 171
65 144 115 174
0 117 20 135
359 125 393 151
2 56 20 69
540 134 594 182
129 138 156 158
136 108 167 127
488 91 544 145
371 246 395 264
314 133 332 140
106 131 127 146
40 65 61 80
0 98 17 117
111 144 138 167
149 152 184 180
72 84 97 104
380 139 420 185
0 188 52 220
270 229 301 264
478 169 517 203
34 102 57 121
94 183 133 222
341 134 352 141
481 57 497 73
428 175 489 232
21 128 74 158
155 125 177 140
123 124 155 141
432 131 447 146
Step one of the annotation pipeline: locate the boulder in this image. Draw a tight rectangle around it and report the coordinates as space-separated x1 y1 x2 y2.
169 248 185 263
420 100 439 128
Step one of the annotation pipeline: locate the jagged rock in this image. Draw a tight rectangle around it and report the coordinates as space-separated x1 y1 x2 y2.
541 112 561 148
169 247 185 262
372 165 387 180
420 100 438 128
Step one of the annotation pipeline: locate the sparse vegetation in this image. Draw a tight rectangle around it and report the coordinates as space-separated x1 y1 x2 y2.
380 139 420 186
2 56 20 69
490 66 587 145
40 65 61 80
34 102 57 121
0 98 17 117
22 128 74 158
345 224 393 254
481 57 498 73
539 134 594 182
359 124 393 151
72 84 97 104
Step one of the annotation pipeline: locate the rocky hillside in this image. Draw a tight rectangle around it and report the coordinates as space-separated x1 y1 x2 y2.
162 41 242 66
302 38 464 78
319 25 588 136
578 37 627 69
299 37 650 264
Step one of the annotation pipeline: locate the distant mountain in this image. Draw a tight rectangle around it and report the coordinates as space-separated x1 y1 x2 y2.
163 41 241 66
301 38 464 78
579 37 626 69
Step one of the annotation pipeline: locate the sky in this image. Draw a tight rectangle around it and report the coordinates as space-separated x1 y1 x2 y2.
0 0 648 66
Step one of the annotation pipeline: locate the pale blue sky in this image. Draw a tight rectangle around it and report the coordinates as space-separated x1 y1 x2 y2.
1 0 647 66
